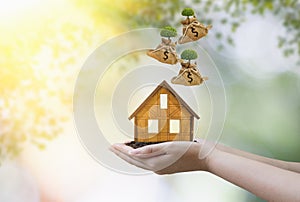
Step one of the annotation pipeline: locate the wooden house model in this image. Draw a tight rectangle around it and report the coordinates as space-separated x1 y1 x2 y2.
129 80 200 142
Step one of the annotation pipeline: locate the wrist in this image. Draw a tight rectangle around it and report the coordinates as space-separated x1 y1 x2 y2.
204 147 220 173
191 140 218 172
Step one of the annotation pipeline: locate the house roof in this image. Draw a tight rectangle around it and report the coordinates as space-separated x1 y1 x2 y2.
128 80 200 120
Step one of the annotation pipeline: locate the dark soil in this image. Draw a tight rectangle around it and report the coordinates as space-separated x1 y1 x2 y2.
126 140 198 149
125 141 166 149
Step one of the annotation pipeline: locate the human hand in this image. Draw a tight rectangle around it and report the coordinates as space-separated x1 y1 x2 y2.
110 141 210 175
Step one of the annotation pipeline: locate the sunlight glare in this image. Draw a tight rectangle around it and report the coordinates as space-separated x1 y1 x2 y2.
0 0 40 15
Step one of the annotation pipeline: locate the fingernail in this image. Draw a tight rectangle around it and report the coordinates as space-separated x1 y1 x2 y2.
113 144 122 148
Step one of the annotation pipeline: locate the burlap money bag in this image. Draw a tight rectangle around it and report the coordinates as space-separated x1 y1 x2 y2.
147 48 178 65
178 21 212 44
171 68 208 86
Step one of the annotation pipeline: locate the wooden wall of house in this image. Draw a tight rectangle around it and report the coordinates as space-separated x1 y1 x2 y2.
134 87 194 142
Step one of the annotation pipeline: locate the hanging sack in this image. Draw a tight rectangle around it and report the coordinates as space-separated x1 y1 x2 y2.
147 38 178 65
171 65 208 86
147 47 178 65
178 21 212 44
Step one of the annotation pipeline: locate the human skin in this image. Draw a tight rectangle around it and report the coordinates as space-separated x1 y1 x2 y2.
110 141 300 201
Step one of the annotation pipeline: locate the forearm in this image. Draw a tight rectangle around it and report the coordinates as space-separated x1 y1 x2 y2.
206 150 300 201
216 143 300 173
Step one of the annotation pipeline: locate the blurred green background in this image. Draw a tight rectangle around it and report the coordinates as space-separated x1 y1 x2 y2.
0 0 299 201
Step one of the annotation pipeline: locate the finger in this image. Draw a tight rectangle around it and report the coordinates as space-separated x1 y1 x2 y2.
112 143 167 158
111 143 135 153
110 144 155 166
109 146 152 170
110 145 171 172
129 142 171 157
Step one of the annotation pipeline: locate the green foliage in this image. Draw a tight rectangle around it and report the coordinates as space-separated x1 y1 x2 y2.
0 5 99 161
181 7 194 17
160 26 177 38
215 32 222 39
181 49 198 60
121 0 300 64
217 0 300 61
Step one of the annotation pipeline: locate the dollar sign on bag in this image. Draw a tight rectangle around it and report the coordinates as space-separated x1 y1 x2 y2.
191 27 198 37
163 50 169 61
187 72 193 83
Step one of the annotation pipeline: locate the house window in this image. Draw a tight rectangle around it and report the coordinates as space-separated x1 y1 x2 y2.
170 120 180 133
160 94 168 109
148 119 158 133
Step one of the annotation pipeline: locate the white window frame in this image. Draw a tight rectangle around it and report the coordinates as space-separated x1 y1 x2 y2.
170 119 180 133
160 94 168 109
148 119 159 133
